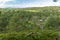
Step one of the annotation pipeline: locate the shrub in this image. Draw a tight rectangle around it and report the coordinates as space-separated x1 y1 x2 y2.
44 15 60 30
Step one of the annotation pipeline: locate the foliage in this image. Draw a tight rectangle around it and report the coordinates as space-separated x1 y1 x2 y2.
0 6 60 40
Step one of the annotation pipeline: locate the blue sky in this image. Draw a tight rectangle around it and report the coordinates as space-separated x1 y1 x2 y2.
0 0 60 8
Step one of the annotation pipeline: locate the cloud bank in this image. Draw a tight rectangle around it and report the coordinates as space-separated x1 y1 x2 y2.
0 0 60 8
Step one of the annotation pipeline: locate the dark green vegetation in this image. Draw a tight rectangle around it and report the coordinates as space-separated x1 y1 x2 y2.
0 6 60 40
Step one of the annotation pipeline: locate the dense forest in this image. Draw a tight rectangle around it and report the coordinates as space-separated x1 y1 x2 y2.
0 6 60 40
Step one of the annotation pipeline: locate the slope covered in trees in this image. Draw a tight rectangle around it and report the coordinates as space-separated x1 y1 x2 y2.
0 6 60 40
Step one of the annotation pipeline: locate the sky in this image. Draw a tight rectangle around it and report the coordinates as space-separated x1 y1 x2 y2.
0 0 60 8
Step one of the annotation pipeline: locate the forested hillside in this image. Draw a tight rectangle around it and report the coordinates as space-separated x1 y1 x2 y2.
0 6 60 40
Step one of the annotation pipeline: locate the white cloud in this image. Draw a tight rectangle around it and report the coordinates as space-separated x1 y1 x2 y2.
0 0 13 2
24 2 60 7
0 0 14 8
14 2 60 8
0 0 60 8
